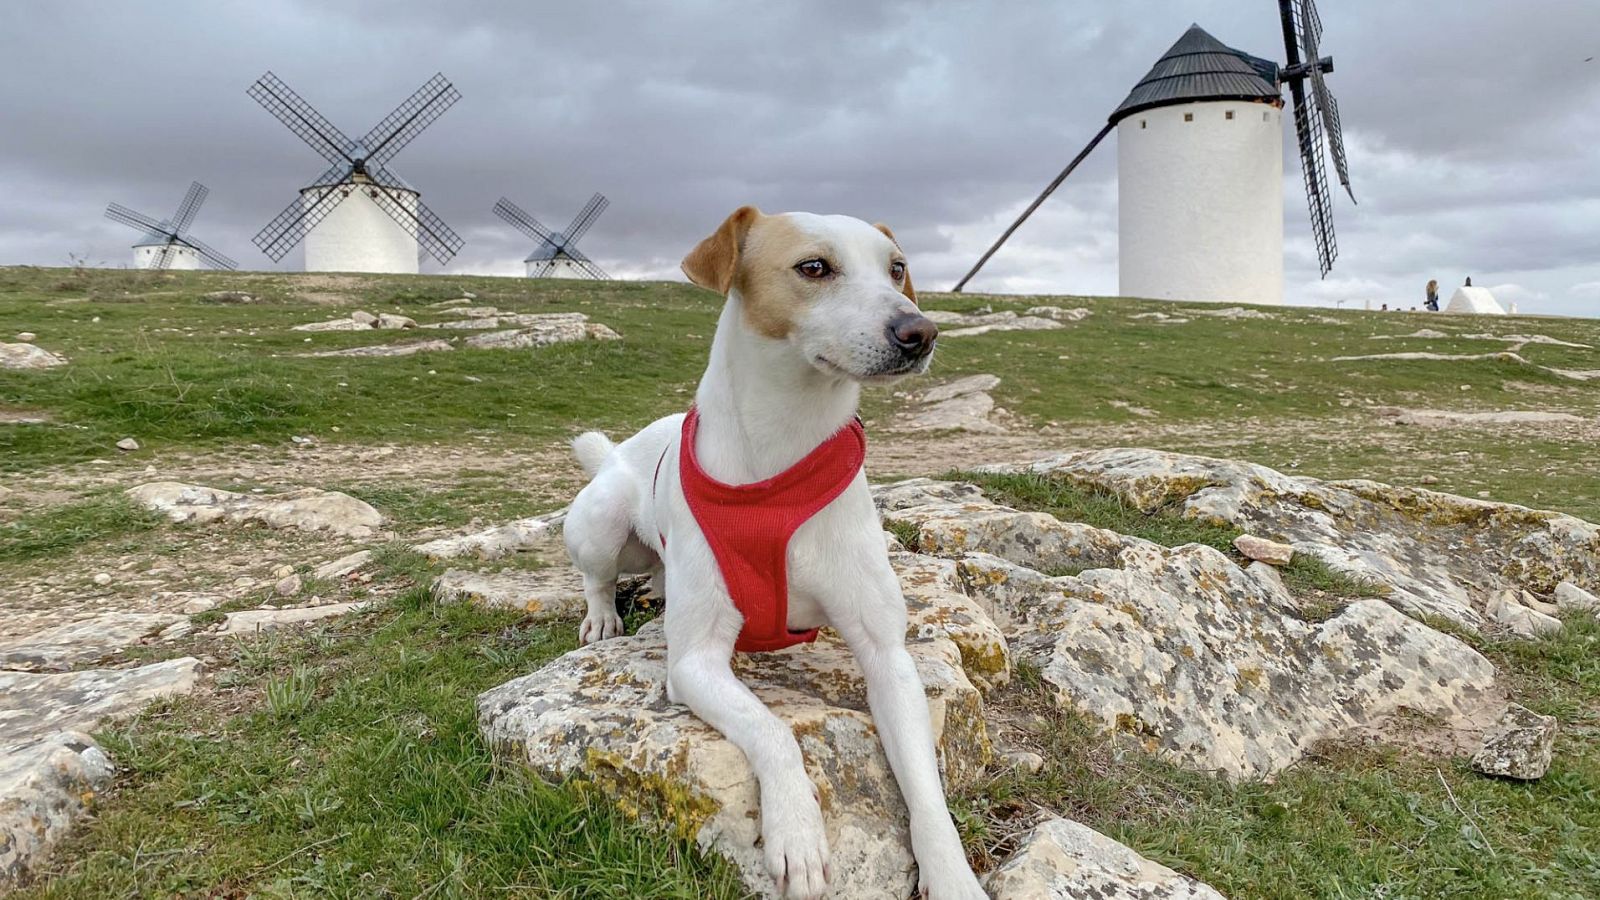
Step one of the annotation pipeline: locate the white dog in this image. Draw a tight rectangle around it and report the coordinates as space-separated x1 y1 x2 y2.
562 207 987 899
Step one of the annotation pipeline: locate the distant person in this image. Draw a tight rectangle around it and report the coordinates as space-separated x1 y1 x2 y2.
1425 279 1440 311
1381 303 1389 311
1465 276 1473 287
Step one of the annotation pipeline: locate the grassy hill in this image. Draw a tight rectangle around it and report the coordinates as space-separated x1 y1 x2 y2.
3 266 1597 898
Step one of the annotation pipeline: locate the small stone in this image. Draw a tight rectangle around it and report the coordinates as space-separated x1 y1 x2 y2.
312 550 373 581
1247 559 1285 589
115 437 139 452
351 310 379 327
985 817 1225 899
272 564 295 579
1002 749 1045 775
1421 475 1439 485
376 313 417 330
462 291 477 299
1471 703 1556 780
91 573 112 586
16 332 36 341
1234 534 1294 566
1486 589 1562 638
180 596 219 614
1554 582 1599 614
1477 490 1492 498
274 574 303 597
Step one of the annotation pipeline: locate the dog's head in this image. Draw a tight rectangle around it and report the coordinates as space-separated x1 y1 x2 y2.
682 206 936 383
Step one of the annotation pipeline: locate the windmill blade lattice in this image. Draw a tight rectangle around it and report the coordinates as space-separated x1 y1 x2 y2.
247 72 463 265
494 194 611 279
170 182 209 234
493 197 557 243
105 182 237 270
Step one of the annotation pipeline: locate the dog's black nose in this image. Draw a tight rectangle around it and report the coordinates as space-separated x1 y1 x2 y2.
886 313 938 355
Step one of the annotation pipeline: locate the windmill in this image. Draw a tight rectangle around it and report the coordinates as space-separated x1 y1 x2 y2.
248 71 464 274
493 194 611 279
952 0 1355 305
104 182 237 271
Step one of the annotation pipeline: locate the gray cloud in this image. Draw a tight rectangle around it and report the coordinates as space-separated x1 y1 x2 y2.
2 0 1596 316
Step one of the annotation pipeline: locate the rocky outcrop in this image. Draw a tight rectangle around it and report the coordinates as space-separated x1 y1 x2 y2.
299 339 453 358
986 448 1600 633
434 568 588 618
902 374 1004 434
479 618 989 900
0 613 188 672
127 482 383 539
1 732 115 890
876 480 1498 779
0 343 67 370
217 602 369 636
413 509 566 560
1374 407 1586 428
463 320 621 350
984 817 1224 899
0 658 203 744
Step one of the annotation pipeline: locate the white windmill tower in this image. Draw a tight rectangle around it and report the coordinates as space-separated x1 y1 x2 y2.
105 182 238 271
492 194 612 280
954 0 1355 305
247 72 464 274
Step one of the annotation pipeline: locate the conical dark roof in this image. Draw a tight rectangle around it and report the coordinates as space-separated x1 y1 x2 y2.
1109 24 1280 125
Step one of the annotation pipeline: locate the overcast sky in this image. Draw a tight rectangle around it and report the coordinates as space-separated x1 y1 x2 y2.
3 1 1597 316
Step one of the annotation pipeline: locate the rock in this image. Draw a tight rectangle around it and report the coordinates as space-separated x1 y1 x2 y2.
0 343 67 369
313 550 373 581
1247 559 1285 590
478 618 988 899
462 315 621 350
428 297 473 308
298 339 454 358
1421 475 1440 485
0 731 115 890
1234 534 1294 566
114 437 140 452
1188 305 1275 320
0 614 188 672
1471 703 1557 780
376 313 416 330
15 332 36 342
413 509 566 560
1374 328 1449 340
1554 581 1600 614
1022 306 1092 322
904 390 1003 434
351 310 379 327
433 568 587 618
179 596 219 614
923 309 1064 338
1331 351 1600 382
985 817 1224 900
425 312 590 331
91 573 112 586
1001 749 1045 774
126 482 383 539
292 316 372 332
0 658 203 747
200 291 255 304
274 573 303 597
1486 590 1562 638
987 448 1600 633
218 602 368 636
877 479 1498 780
919 374 1001 405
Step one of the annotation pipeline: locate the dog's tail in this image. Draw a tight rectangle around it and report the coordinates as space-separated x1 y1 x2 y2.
571 431 615 479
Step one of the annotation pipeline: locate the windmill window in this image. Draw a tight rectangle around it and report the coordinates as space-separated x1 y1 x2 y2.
1140 119 1146 129
1225 110 1234 120
1263 111 1270 121
1183 112 1193 122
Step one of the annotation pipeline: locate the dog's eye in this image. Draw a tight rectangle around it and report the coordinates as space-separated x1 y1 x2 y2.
890 261 906 281
795 259 832 279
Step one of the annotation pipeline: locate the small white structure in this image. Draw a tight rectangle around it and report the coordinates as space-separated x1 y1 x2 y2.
301 176 420 275
524 244 585 279
1445 286 1507 315
1115 26 1286 305
132 241 201 270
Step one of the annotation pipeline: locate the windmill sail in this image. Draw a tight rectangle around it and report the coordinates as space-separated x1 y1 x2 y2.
104 182 237 271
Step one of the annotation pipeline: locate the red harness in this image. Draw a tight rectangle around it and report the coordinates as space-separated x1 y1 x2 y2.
655 407 866 652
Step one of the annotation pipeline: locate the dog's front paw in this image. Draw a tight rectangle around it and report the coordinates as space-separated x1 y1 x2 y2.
915 829 987 900
578 610 624 644
761 788 830 899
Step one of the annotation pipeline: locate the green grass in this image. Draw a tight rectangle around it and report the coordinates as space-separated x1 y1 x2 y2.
0 493 162 562
13 573 743 899
953 470 1242 552
956 615 1600 899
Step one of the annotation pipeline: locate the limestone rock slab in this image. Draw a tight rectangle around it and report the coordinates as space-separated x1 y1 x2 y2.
985 817 1224 900
0 731 115 889
433 568 586 619
0 658 202 748
0 343 67 369
0 613 188 672
413 509 566 560
1471 703 1556 780
127 482 383 539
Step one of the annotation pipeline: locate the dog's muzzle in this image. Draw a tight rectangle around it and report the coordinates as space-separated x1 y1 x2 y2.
885 312 938 362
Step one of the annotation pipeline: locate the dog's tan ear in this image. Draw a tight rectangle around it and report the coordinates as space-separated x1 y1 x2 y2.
682 206 761 294
874 222 917 305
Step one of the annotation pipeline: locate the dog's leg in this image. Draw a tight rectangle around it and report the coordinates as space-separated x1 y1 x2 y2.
833 569 987 900
564 482 630 644
664 568 829 899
